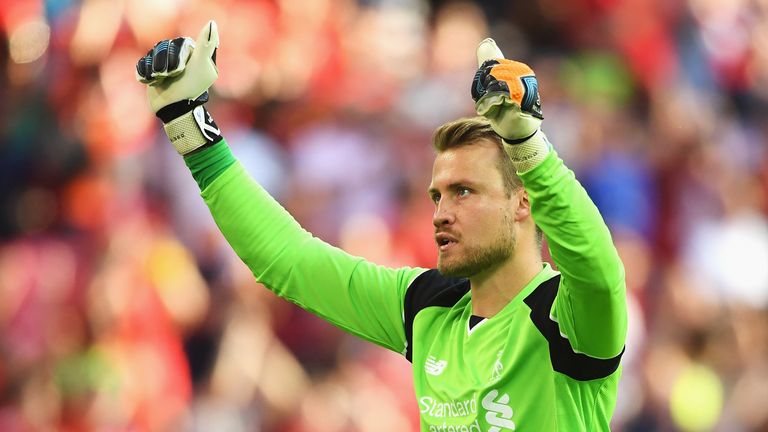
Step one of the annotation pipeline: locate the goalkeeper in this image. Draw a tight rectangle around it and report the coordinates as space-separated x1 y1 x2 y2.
136 21 627 431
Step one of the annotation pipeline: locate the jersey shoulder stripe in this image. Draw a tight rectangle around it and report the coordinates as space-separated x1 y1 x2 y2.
403 269 469 362
523 275 624 381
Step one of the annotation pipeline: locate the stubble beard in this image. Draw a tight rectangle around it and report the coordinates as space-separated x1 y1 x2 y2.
438 223 516 278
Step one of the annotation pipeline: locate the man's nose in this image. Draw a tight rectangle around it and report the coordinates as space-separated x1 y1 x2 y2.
433 202 456 227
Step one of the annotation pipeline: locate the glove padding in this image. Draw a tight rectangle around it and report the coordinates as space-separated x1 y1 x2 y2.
136 37 194 85
472 39 543 144
136 20 219 115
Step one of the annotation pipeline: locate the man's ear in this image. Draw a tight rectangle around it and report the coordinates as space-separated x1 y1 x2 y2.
514 189 531 222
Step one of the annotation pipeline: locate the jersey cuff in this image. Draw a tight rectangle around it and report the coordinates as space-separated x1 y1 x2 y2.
503 130 551 174
184 139 237 191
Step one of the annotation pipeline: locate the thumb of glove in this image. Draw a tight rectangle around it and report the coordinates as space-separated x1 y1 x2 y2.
476 38 504 67
193 20 219 62
184 19 219 92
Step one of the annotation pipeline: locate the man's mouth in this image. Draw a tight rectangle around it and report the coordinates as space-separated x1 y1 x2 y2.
436 233 458 252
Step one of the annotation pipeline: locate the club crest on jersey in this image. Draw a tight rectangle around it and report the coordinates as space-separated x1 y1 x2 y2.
425 356 448 376
490 350 504 383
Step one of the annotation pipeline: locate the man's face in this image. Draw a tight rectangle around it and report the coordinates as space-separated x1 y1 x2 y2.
428 140 518 278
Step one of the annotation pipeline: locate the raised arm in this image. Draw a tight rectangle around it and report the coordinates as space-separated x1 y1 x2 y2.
135 21 426 354
472 39 627 359
519 151 626 359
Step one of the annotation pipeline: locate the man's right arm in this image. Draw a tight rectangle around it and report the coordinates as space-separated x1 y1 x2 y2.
136 21 426 355
188 140 426 353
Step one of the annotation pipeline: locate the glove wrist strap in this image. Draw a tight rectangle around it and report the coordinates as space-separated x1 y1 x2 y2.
155 92 210 122
502 128 538 144
503 130 551 173
162 105 222 155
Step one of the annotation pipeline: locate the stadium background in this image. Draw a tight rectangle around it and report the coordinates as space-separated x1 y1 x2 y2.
1 0 768 430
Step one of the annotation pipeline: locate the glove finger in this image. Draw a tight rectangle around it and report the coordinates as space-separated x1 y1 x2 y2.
151 39 172 75
193 20 219 61
471 60 499 102
136 49 155 83
166 37 186 72
476 38 504 67
484 74 510 96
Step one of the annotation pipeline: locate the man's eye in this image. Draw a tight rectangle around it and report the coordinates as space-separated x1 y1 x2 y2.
431 194 441 204
457 188 471 198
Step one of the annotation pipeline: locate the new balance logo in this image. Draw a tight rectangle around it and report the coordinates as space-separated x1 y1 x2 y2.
425 356 448 376
482 389 515 431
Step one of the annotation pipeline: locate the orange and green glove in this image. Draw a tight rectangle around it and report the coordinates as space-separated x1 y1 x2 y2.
472 39 550 172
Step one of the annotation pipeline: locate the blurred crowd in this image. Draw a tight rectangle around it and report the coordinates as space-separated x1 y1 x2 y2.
1 0 768 430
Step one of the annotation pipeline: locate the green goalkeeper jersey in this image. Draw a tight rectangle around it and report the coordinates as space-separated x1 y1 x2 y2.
186 140 627 431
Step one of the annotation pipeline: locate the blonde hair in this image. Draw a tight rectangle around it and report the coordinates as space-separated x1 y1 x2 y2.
432 116 521 194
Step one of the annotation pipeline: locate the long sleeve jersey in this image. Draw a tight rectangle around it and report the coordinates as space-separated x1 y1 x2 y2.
185 139 627 431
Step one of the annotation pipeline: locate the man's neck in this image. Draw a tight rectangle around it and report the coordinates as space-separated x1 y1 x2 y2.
469 249 543 318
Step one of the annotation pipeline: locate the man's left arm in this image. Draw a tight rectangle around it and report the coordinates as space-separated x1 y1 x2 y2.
473 39 627 359
519 149 627 359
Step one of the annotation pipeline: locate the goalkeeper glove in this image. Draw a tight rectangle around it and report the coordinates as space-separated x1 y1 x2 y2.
472 39 550 172
135 20 222 155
